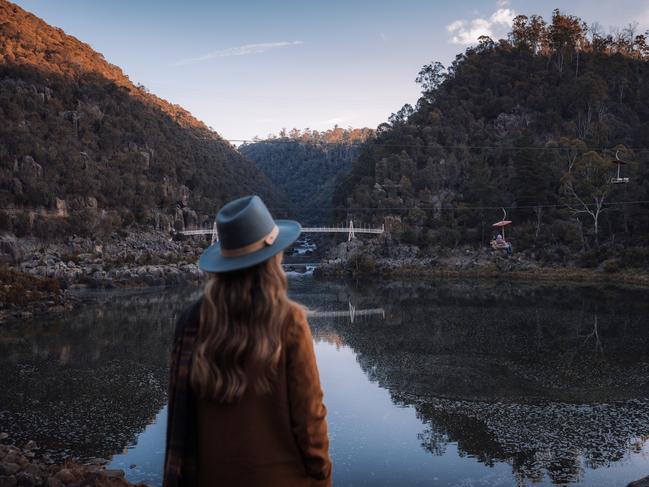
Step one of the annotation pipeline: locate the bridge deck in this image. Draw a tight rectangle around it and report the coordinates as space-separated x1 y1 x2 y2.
179 229 383 235
178 225 384 236
301 227 383 234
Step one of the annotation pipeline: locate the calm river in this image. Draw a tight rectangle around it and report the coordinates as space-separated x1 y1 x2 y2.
1 275 649 486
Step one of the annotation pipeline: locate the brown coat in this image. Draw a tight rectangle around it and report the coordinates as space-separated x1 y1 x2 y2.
196 304 332 486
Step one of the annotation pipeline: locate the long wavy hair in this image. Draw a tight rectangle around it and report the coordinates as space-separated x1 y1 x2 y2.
190 252 292 403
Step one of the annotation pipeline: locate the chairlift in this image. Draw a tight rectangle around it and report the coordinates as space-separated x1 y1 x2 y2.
611 150 630 184
490 208 513 255
492 208 512 239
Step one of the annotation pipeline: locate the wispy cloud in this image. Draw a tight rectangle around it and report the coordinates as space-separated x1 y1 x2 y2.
173 41 304 66
446 6 515 45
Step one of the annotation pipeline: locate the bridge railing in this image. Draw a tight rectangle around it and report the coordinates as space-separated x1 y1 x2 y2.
176 220 384 242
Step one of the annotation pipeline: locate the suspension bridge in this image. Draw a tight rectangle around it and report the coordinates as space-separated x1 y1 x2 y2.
177 220 385 244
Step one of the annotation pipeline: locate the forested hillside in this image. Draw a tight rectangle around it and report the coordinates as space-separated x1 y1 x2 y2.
335 10 649 268
0 0 285 239
240 127 373 225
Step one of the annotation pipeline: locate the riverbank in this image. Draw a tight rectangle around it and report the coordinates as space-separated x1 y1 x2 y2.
0 266 78 324
4 229 649 325
316 239 649 287
1 229 205 324
0 440 140 486
0 231 327 323
16 229 203 289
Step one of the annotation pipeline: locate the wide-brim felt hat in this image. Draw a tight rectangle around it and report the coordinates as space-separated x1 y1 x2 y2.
198 195 301 273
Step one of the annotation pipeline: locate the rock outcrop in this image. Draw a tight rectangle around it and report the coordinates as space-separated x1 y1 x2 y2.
628 476 649 487
0 232 22 264
0 442 138 487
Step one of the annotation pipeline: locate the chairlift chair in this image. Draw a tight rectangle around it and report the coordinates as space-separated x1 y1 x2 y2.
491 208 513 254
611 150 630 184
492 208 512 240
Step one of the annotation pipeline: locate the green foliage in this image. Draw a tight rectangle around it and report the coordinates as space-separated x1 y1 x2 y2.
336 10 649 260
240 127 373 225
0 1 284 235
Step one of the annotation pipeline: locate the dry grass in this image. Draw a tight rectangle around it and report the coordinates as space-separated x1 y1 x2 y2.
0 265 61 307
382 265 649 287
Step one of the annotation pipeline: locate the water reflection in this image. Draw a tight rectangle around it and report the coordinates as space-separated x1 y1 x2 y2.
0 287 199 460
295 278 649 485
299 279 649 402
1 278 648 486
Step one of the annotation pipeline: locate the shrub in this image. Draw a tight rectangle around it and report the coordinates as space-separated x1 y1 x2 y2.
601 259 620 273
0 265 61 307
350 252 377 274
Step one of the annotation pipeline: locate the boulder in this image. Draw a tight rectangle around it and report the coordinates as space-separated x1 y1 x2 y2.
54 198 68 217
59 110 77 122
86 197 98 210
16 472 37 486
156 214 172 233
182 208 198 228
54 468 75 484
628 476 649 487
46 477 63 487
22 464 40 477
0 475 17 487
79 101 103 121
98 469 124 480
68 196 98 210
173 208 185 231
23 441 37 451
179 185 191 206
15 156 43 179
161 176 173 198
3 463 20 475
383 215 402 235
0 232 23 264
12 178 23 196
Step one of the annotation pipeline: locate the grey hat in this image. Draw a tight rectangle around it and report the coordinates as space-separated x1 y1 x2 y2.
198 195 301 273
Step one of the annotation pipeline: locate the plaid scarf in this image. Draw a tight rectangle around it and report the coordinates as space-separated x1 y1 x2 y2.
164 299 201 487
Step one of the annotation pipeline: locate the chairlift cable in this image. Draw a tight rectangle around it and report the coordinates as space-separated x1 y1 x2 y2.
207 137 649 153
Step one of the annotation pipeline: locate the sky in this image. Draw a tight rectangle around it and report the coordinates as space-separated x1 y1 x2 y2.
12 0 649 141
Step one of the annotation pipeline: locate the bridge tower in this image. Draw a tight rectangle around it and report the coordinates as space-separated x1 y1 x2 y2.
348 220 355 242
348 301 356 324
211 220 218 244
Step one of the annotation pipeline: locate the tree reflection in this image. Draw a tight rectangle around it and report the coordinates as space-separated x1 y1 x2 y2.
305 279 649 485
0 287 199 460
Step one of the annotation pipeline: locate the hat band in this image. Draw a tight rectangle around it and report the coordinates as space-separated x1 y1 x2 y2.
220 225 280 258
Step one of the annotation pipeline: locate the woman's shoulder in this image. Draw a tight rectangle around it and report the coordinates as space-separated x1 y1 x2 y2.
286 300 308 326
284 301 312 345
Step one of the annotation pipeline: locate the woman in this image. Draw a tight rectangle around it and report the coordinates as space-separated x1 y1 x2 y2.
164 195 332 486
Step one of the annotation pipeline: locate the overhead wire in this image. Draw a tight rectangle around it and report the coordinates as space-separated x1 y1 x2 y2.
275 201 649 211
185 200 649 215
211 138 649 153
